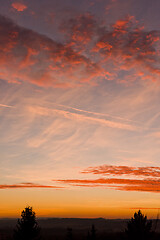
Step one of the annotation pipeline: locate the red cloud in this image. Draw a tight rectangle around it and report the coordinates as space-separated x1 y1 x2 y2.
82 165 160 178
91 16 160 81
60 13 98 53
0 182 64 189
58 14 160 83
0 15 102 88
53 164 160 193
54 177 160 193
0 14 160 88
12 2 27 12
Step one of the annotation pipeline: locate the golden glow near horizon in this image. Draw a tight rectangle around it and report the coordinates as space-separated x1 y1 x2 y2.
0 0 160 218
1 188 160 218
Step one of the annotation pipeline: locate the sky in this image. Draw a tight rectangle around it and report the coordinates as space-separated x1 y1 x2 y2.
1 0 160 218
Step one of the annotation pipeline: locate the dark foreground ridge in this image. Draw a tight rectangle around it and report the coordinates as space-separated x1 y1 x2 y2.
0 208 160 240
0 217 128 231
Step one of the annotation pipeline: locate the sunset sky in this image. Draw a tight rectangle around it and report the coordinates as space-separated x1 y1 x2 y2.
1 0 160 218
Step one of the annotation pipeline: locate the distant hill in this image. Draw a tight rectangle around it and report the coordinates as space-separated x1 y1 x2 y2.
0 218 126 231
1 217 159 232
39 218 128 232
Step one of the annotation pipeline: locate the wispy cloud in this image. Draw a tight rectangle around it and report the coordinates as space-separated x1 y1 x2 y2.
0 103 15 108
53 164 160 193
129 208 160 210
28 105 139 131
82 165 160 178
52 103 138 123
0 182 63 189
54 177 160 193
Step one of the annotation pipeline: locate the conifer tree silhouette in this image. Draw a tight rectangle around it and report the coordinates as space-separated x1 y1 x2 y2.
125 210 152 240
87 224 96 240
14 206 40 240
91 224 96 240
87 230 90 240
66 227 73 240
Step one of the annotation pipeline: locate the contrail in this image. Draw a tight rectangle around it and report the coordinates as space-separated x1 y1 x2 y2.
0 103 14 108
52 102 139 124
29 105 139 131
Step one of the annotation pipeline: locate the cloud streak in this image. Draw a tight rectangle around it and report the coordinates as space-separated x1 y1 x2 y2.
82 165 160 178
54 177 160 193
0 182 63 189
53 164 160 193
0 103 15 108
28 105 139 131
52 103 138 123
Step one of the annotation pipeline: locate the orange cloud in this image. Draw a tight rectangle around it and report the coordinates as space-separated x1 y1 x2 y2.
82 165 160 178
53 164 160 193
12 2 27 12
0 182 64 189
54 177 160 193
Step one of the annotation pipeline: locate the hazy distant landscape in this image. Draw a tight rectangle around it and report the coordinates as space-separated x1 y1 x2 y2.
1 217 160 240
0 217 127 231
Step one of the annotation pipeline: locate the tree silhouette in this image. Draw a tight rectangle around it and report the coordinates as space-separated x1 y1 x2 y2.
87 230 91 240
91 224 96 240
14 206 40 240
66 227 73 240
86 224 96 240
125 210 152 240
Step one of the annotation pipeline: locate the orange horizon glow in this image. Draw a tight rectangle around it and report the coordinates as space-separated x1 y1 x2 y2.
1 207 159 219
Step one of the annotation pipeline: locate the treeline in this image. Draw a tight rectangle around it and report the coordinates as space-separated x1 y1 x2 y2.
1 206 160 240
